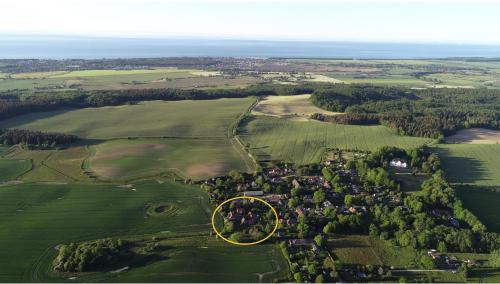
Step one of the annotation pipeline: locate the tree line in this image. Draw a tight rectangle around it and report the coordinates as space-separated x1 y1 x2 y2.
0 129 77 148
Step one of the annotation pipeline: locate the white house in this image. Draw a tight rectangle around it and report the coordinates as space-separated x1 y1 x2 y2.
390 158 408 168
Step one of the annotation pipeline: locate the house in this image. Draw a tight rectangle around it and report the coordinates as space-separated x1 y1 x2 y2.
292 179 301 189
322 200 335 209
323 181 331 189
295 208 305 217
288 239 313 246
390 158 408 168
243 190 264 197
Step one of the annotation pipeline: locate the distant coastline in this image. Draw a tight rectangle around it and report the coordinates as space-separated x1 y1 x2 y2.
2 34 500 59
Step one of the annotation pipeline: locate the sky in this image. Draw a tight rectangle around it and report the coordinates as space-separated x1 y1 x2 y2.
1 0 500 44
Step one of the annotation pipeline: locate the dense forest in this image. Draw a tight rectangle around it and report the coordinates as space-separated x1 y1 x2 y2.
310 85 500 138
0 129 77 147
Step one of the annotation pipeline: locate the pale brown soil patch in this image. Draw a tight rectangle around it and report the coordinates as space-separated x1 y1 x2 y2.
446 128 500 144
92 165 121 178
252 94 342 117
93 143 167 161
185 162 227 177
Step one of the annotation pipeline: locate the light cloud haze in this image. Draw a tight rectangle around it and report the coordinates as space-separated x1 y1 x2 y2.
1 0 500 44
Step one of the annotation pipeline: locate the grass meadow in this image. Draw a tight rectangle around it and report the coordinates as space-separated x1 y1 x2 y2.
240 116 431 164
435 144 500 187
456 188 500 233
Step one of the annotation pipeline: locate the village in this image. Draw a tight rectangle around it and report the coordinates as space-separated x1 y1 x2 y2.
201 148 481 282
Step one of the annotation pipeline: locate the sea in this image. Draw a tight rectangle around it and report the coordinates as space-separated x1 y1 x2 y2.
1 34 500 59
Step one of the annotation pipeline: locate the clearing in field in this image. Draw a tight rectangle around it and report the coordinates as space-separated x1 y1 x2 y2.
240 116 431 164
252 94 342 118
445 128 500 144
435 144 500 187
89 138 253 180
0 98 255 139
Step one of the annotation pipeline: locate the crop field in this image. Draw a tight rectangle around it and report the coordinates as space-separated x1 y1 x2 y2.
0 180 213 282
456 188 500 233
3 146 90 183
445 128 500 144
89 138 253 180
240 117 431 164
0 98 255 139
251 94 342 117
91 243 289 283
435 144 500 187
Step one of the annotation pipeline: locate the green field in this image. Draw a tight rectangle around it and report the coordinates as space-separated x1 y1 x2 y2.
0 181 288 282
435 144 500 187
240 116 431 164
456 188 500 233
87 243 289 283
88 138 253 180
0 98 255 139
0 158 31 181
0 181 210 282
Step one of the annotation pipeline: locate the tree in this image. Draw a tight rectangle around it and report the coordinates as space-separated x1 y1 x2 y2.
298 220 309 238
314 234 324 247
313 189 326 206
315 274 324 283
223 221 234 234
369 224 379 237
293 272 303 283
322 167 334 182
344 194 353 207
489 249 500 268
291 187 301 197
420 255 435 270
437 241 447 253
308 263 317 275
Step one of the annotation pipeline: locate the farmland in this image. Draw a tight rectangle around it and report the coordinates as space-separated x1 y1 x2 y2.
240 116 431 164
0 181 211 282
0 180 288 283
0 68 263 91
251 94 341 118
0 98 255 139
435 144 500 187
89 138 253 180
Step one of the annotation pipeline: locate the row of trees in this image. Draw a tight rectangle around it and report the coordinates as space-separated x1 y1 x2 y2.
0 129 77 148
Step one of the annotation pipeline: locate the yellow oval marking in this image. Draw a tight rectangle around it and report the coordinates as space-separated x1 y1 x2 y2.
211 196 279 246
